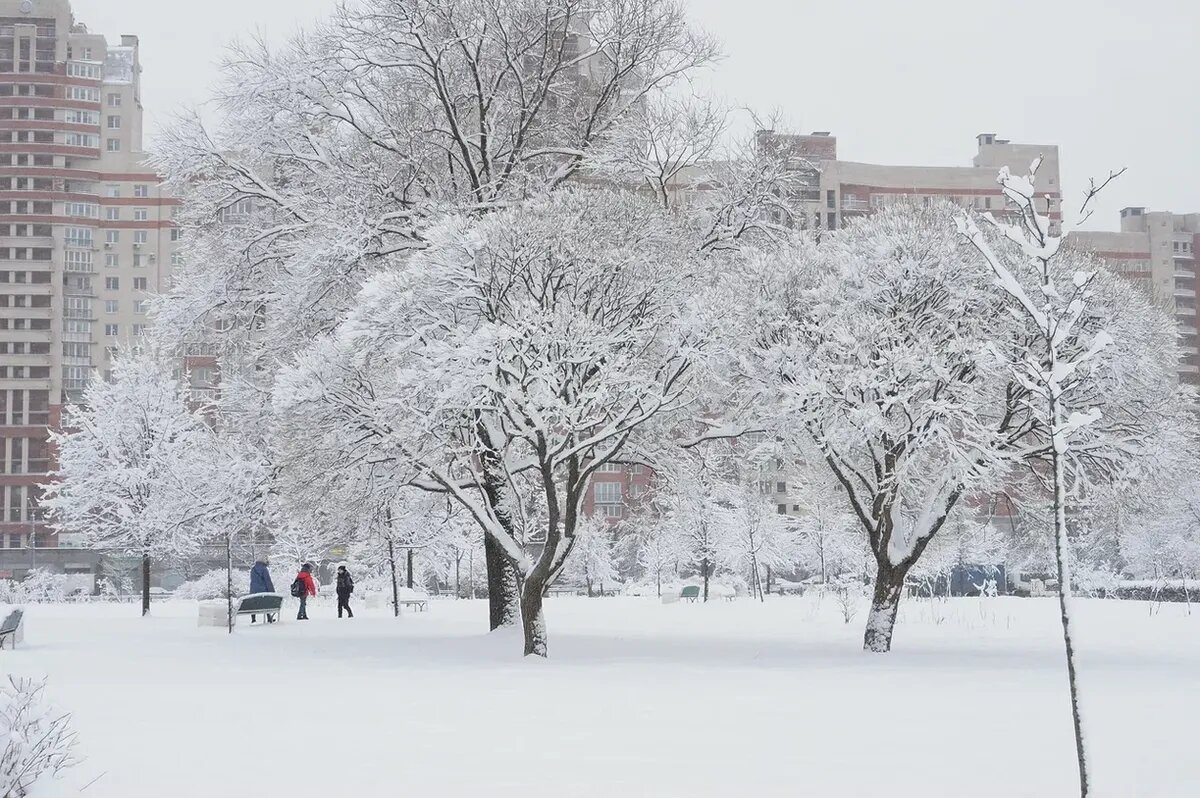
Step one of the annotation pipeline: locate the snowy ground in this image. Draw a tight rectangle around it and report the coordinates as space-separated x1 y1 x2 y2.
4 594 1197 798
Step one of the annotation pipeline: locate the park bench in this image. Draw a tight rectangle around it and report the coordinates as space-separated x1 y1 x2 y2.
236 593 284 624
397 596 429 612
0 609 24 649
680 586 701 603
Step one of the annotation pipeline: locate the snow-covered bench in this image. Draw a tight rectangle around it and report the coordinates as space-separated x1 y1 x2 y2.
396 588 430 612
236 593 284 623
0 609 24 649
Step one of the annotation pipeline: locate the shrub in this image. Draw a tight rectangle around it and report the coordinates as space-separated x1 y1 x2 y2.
0 675 80 797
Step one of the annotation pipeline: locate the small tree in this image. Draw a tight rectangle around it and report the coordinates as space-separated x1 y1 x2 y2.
958 160 1126 798
561 516 619 596
43 351 207 616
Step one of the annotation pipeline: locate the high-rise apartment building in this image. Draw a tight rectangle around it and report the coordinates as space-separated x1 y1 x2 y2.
0 0 175 551
1070 210 1200 383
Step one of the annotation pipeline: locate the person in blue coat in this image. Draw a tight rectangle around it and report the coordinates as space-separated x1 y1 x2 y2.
248 558 275 623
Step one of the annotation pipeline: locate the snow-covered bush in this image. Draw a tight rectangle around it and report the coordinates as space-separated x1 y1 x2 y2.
0 676 79 797
0 571 74 605
173 570 244 602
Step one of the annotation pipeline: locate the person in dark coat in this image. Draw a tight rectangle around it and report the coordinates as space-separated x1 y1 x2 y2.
248 558 275 623
336 564 354 619
294 562 317 620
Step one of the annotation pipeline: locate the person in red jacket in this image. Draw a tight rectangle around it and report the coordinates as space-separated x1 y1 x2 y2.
294 562 318 620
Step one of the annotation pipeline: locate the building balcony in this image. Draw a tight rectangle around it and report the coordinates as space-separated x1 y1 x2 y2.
1179 363 1200 375
1176 306 1198 317
0 328 52 342
0 283 53 296
0 378 52 391
0 305 53 319
0 353 51 367
1174 285 1196 298
1174 252 1196 262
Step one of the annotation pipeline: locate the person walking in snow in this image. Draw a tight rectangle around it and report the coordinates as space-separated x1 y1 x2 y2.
292 562 317 620
336 564 355 619
248 558 275 623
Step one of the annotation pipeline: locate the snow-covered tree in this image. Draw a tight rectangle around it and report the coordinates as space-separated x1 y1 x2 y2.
275 189 710 655
151 0 719 628
959 160 1187 797
42 351 211 616
711 483 799 600
791 471 864 585
744 204 1017 652
561 515 620 596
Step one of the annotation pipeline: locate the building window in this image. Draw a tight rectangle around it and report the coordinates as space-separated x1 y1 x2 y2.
133 277 147 291
171 252 183 267
106 138 121 152
107 115 121 129
827 212 836 229
133 300 146 314
104 300 118 314
105 254 119 268
104 277 119 290
107 93 121 107
826 190 835 209
594 481 622 503
134 209 148 221
132 324 146 336
170 228 181 242
776 481 786 493
104 324 119 337
133 231 148 245
106 207 120 221
133 254 145 268
106 231 119 244
597 463 623 472
133 185 149 198
106 185 120 198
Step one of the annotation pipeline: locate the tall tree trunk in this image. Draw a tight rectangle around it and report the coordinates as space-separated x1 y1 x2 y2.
520 578 548 657
388 538 400 618
485 535 519 630
226 535 233 634
406 548 414 589
477 421 522 630
702 557 709 603
864 559 908 653
141 552 151 617
1049 393 1090 798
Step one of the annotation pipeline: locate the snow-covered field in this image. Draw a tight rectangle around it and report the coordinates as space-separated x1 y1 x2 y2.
4 595 1197 798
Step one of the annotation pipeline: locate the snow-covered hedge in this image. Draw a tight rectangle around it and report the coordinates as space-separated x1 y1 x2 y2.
173 570 245 601
0 675 80 797
0 571 77 604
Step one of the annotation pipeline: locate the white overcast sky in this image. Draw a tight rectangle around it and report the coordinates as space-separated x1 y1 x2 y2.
74 0 1198 230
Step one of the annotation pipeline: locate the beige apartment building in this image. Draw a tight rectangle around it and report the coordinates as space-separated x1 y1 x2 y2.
0 0 176 551
1071 210 1200 383
750 130 1062 232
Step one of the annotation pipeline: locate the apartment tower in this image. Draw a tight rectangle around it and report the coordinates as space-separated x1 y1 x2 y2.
0 0 175 552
